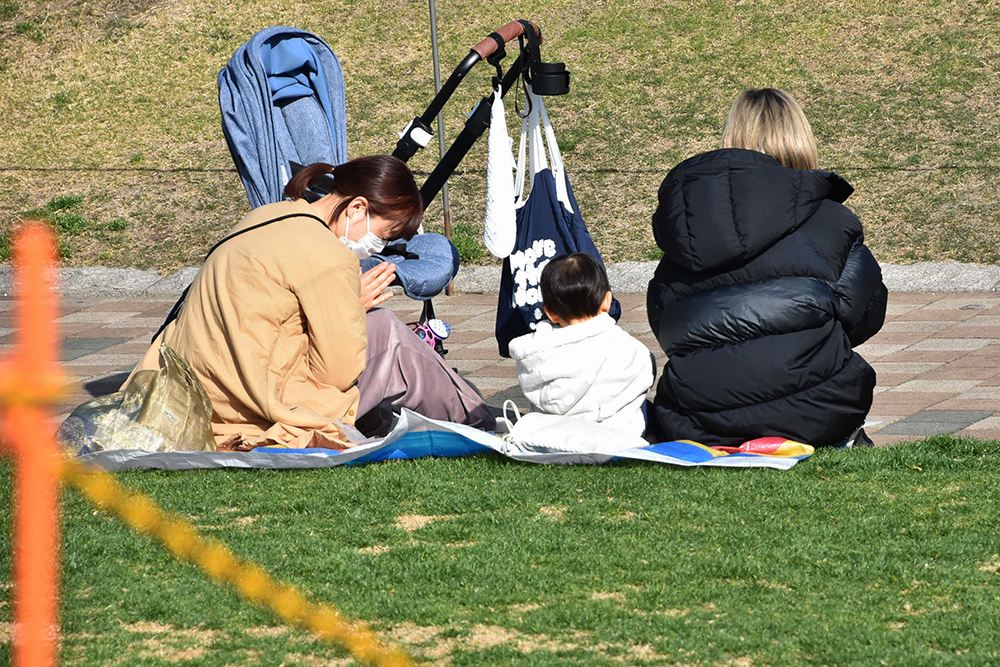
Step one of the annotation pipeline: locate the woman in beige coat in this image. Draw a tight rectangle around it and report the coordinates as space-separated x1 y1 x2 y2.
132 155 494 449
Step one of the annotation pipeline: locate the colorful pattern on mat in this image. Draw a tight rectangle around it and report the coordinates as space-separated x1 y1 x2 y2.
265 433 814 467
709 436 813 457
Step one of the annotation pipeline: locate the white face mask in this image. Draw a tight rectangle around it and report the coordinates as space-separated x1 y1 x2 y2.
340 209 388 259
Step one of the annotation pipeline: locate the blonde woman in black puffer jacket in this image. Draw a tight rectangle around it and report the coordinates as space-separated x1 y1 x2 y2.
646 89 887 448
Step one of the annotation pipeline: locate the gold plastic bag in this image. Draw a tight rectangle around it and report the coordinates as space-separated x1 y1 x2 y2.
59 345 216 456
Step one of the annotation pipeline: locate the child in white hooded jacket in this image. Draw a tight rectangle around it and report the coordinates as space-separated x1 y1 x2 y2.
508 253 654 437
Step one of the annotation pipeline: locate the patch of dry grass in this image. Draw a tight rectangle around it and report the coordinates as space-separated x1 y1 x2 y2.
393 512 459 532
978 557 1000 574
357 543 392 555
119 621 219 664
537 504 567 521
382 620 678 665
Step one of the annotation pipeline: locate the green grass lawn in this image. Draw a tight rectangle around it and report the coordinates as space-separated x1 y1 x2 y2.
1 0 999 269
3 436 1000 665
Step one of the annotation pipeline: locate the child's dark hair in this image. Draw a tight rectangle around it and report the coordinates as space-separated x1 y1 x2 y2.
541 253 611 322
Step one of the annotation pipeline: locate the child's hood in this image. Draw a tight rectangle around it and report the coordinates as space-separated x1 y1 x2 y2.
508 313 617 362
510 314 651 416
651 148 854 273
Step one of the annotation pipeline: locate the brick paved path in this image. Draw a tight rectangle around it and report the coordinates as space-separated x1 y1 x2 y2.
1 291 996 445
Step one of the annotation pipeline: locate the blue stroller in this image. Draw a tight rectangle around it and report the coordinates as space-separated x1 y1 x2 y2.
156 20 570 348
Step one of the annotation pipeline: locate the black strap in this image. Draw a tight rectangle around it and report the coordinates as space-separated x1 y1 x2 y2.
151 211 329 342
420 299 436 324
201 212 328 259
518 20 536 43
486 32 506 59
486 32 507 79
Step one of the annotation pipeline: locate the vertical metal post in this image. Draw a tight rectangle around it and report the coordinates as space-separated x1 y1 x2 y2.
428 0 454 295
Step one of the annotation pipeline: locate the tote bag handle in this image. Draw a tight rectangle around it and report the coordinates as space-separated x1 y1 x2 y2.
513 98 531 206
513 85 573 213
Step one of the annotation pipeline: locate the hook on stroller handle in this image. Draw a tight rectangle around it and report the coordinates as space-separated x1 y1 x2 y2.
393 19 568 208
471 20 541 60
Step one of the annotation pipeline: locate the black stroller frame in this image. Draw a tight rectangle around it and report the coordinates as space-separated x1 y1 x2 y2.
394 19 569 208
390 20 570 348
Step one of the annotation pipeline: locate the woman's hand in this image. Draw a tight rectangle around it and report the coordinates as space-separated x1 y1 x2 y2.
359 262 397 311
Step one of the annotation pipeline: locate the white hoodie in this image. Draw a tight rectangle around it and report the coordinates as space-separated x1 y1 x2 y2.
508 313 654 437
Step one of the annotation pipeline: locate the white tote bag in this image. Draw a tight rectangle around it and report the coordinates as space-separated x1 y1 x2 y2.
482 85 517 258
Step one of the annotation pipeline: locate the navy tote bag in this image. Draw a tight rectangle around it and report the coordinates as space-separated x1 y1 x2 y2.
495 88 620 357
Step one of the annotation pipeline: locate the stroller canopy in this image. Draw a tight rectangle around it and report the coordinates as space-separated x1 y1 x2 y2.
218 25 461 301
219 25 348 208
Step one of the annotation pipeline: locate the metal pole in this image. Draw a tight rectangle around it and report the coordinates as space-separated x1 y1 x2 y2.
428 0 454 295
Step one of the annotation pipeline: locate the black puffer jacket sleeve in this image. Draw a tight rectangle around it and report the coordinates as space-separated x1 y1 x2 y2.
833 238 887 347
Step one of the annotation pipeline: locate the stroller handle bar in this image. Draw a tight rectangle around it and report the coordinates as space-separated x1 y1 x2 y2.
394 19 564 207
394 19 542 172
471 20 541 59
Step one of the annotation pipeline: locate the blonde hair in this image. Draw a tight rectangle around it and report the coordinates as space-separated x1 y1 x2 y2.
721 88 819 170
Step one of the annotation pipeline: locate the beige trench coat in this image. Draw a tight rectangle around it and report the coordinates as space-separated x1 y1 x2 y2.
130 200 366 449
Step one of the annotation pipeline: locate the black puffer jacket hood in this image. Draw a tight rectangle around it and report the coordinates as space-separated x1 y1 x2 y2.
652 148 854 272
